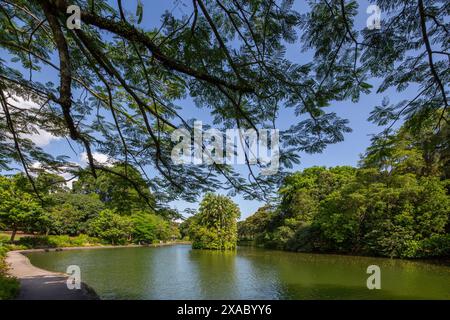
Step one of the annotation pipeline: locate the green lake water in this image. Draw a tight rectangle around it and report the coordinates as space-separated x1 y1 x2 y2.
26 244 450 299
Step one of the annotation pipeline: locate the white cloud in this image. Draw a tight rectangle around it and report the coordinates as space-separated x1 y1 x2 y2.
13 97 39 110
31 161 42 169
27 129 59 147
80 151 113 167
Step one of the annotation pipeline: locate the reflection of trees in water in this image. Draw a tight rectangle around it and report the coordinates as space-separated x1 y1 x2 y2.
27 245 450 299
188 248 239 299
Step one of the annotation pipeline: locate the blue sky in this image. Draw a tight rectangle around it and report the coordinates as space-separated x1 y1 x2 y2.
4 0 418 219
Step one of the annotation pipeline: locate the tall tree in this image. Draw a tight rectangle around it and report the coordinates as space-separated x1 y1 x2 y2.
72 163 155 214
189 193 240 250
0 175 45 241
45 192 105 235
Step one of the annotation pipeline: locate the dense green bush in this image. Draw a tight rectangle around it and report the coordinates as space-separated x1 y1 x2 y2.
190 225 224 249
131 211 173 244
87 210 133 245
238 119 450 259
189 193 240 250
0 274 19 300
16 234 101 248
45 193 105 236
0 240 19 300
407 234 450 258
0 165 180 247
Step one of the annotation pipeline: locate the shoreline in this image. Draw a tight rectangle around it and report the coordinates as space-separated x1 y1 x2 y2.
5 241 190 300
6 250 99 300
5 242 448 299
15 240 191 254
238 243 450 266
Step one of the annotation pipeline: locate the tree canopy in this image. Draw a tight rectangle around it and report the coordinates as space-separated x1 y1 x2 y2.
0 175 45 241
72 163 155 214
239 118 450 258
189 193 240 250
1 0 447 202
0 168 180 244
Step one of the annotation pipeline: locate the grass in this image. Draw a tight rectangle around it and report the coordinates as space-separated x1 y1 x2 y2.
0 276 19 300
15 234 103 249
0 240 19 300
0 233 11 242
0 232 104 249
0 232 33 241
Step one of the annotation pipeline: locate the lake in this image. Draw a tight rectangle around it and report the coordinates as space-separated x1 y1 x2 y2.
26 244 450 299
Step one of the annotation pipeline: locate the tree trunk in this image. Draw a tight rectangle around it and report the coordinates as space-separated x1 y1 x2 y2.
10 229 17 242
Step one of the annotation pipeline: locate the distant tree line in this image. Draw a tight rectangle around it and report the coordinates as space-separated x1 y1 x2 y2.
0 164 180 244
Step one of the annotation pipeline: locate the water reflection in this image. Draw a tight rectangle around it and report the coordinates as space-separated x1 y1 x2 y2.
26 244 450 300
188 249 239 299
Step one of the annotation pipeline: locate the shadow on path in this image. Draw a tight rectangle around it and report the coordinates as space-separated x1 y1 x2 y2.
17 276 99 300
6 251 98 300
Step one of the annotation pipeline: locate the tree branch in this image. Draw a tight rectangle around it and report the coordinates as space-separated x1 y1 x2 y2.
418 0 448 109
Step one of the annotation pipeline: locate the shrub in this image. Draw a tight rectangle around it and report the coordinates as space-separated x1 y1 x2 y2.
131 211 171 244
0 241 19 300
0 276 19 300
87 210 132 245
45 193 105 236
416 234 450 258
16 235 100 248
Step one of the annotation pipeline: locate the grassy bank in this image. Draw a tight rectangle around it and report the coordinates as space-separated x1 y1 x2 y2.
13 234 103 249
0 234 19 300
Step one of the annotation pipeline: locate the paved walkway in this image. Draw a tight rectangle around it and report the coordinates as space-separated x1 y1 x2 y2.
6 251 98 300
